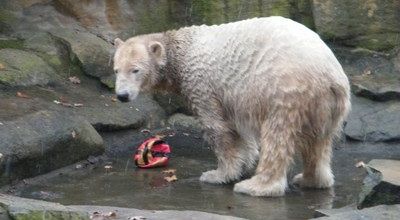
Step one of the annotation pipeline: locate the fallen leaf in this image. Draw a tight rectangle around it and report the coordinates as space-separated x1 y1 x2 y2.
164 175 178 182
0 63 5 70
71 130 77 139
53 100 61 104
68 76 81 84
104 165 113 171
162 169 176 175
111 97 117 102
74 103 84 107
182 132 190 136
135 108 140 112
16 92 30 98
355 161 365 168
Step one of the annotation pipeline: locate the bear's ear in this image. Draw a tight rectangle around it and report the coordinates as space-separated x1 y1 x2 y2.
114 38 124 48
149 41 166 66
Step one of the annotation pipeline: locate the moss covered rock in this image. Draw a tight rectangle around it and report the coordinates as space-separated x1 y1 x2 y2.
312 0 400 51
51 29 113 79
0 48 57 86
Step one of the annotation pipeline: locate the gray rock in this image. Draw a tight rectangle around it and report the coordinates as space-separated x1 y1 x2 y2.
75 94 166 132
0 194 89 220
168 113 202 130
0 48 57 86
344 96 400 142
351 74 400 101
71 205 246 220
19 31 83 77
0 110 104 186
312 0 400 51
51 29 113 79
358 159 400 209
313 204 400 220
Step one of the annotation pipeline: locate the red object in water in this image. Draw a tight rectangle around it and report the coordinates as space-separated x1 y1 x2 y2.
133 137 171 168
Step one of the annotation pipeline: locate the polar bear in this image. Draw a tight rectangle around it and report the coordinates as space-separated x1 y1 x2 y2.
113 17 351 197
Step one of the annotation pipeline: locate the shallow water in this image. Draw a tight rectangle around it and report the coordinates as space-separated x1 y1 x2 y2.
9 131 385 220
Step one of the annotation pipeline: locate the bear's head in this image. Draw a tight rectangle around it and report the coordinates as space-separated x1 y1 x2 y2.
113 37 166 102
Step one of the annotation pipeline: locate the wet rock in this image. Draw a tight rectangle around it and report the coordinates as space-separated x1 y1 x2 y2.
168 113 201 130
71 205 245 220
18 31 83 77
313 204 400 219
51 29 114 79
312 0 400 51
0 110 104 186
344 96 400 142
77 94 166 132
0 194 90 220
351 74 400 101
358 159 400 209
0 48 57 86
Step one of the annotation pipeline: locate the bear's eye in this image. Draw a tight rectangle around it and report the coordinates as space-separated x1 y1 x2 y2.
114 69 119 74
131 69 139 74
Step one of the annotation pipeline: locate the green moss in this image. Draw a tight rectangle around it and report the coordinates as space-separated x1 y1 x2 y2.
0 9 16 23
270 0 291 17
0 39 24 49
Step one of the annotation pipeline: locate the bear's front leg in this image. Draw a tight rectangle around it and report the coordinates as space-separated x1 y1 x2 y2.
199 118 244 184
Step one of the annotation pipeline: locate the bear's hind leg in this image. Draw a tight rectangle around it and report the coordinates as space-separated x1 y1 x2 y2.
233 122 295 196
292 138 334 188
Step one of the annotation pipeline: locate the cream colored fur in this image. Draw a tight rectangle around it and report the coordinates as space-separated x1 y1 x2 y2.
113 17 351 197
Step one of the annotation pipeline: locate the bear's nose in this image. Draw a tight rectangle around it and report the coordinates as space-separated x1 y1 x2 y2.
117 93 129 102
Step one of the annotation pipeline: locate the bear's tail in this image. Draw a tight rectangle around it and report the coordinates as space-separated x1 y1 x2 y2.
329 83 351 139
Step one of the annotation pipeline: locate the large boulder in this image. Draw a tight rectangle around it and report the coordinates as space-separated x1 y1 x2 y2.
0 111 104 186
0 49 57 86
0 194 89 220
50 29 114 81
345 96 400 142
19 31 83 77
312 0 400 51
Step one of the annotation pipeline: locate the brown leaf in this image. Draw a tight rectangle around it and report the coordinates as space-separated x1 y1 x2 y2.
0 63 5 70
111 97 117 102
162 169 176 175
68 76 81 84
164 175 177 182
16 92 30 99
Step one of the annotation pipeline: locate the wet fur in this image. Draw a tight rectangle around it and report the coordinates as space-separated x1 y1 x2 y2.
113 17 351 197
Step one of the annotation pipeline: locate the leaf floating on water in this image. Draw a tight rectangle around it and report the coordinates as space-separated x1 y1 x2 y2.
162 169 176 175
16 91 30 99
164 174 178 182
68 76 81 84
